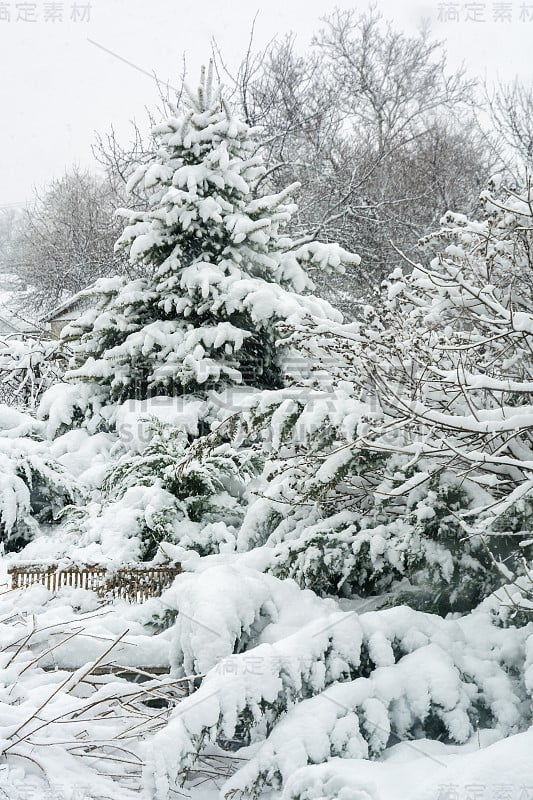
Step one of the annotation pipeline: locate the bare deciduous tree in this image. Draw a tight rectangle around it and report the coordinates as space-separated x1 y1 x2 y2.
92 118 156 212
216 7 491 312
88 10 492 316
0 208 20 275
9 166 128 313
483 78 533 178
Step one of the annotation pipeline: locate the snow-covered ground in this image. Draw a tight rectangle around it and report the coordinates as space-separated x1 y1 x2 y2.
0 392 532 799
0 557 532 800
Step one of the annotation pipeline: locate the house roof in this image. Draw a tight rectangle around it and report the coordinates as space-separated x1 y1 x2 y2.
41 287 94 323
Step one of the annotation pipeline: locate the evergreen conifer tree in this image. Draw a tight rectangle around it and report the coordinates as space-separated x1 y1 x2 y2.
64 64 358 404
54 64 359 560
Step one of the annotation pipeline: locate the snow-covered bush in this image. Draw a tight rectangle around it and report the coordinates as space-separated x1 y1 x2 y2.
233 177 533 613
0 335 67 410
0 436 78 551
234 390 509 612
141 564 533 799
98 415 260 558
0 580 195 799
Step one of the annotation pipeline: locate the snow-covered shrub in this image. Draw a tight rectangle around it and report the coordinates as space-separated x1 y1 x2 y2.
236 389 513 611
0 437 78 551
39 410 258 564
99 416 260 558
37 379 111 438
0 335 67 410
158 564 336 675
280 729 533 800
235 177 533 613
141 566 533 798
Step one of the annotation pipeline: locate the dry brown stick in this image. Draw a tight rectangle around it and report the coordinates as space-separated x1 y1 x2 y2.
114 708 171 740
6 749 47 774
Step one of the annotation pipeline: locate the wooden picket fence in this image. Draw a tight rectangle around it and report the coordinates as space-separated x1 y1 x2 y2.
7 562 182 603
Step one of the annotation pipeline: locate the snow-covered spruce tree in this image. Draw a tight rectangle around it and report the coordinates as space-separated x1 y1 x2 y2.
50 64 358 561
234 177 533 614
63 63 357 405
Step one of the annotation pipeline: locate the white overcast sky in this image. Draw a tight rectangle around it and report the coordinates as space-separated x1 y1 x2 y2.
0 0 531 208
